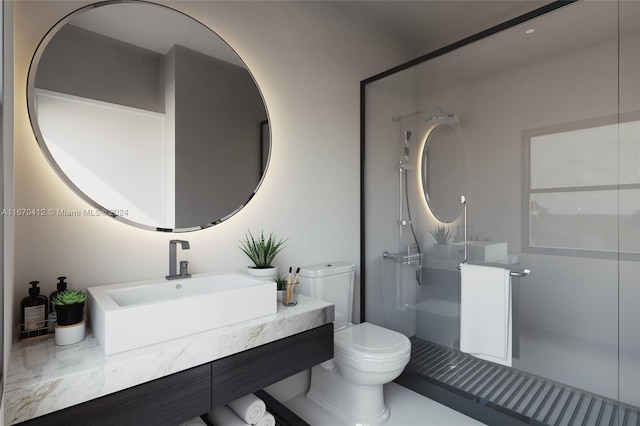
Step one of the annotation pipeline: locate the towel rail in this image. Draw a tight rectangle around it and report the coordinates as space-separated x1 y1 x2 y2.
456 196 531 278
457 262 531 277
510 269 531 277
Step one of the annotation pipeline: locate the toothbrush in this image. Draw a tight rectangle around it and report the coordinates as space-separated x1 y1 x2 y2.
286 267 301 305
285 267 293 304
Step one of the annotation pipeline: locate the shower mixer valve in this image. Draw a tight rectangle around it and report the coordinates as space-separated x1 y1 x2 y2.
382 250 421 266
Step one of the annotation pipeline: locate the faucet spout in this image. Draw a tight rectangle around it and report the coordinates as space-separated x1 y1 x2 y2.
166 240 191 280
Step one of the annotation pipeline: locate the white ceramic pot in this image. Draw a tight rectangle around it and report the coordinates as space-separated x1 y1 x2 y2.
55 318 86 346
246 265 278 281
433 243 452 259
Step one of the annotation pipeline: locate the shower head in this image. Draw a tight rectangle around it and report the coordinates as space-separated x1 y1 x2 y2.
404 130 412 142
426 114 459 128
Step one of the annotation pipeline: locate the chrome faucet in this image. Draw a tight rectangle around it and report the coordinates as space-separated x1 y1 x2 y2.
166 240 191 280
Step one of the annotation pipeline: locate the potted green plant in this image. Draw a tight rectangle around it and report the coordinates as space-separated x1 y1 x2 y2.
239 230 287 279
275 273 287 301
52 289 87 325
52 289 87 345
430 224 452 259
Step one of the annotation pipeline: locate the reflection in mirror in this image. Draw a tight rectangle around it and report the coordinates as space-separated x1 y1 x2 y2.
420 118 467 223
28 1 269 231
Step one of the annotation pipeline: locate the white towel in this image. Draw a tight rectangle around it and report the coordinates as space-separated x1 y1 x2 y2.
255 412 276 426
227 394 266 424
460 263 512 367
207 405 250 426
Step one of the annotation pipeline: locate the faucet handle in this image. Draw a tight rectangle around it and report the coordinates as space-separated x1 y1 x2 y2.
179 261 191 278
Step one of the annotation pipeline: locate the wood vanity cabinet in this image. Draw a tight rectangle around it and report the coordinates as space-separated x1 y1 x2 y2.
19 324 333 426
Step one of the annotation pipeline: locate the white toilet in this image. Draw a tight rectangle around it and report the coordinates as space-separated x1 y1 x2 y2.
298 262 411 425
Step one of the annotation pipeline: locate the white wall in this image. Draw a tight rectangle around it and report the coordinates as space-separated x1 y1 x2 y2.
11 1 412 336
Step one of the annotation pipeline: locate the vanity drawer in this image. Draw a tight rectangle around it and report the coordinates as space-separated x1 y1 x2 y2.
211 323 334 405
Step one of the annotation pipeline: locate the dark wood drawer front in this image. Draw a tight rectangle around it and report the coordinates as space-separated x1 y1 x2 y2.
21 363 212 426
211 323 334 406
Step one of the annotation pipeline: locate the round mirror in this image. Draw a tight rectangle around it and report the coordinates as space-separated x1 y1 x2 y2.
420 120 467 223
27 1 269 232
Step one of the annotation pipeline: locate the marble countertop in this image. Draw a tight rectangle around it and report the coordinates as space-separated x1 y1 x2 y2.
5 295 334 425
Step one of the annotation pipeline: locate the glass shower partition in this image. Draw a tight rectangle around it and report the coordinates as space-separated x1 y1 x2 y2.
362 1 640 425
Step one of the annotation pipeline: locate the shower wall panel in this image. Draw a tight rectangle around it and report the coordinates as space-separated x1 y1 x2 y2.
364 76 419 331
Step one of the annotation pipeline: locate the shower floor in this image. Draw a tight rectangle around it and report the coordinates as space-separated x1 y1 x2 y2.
407 338 640 426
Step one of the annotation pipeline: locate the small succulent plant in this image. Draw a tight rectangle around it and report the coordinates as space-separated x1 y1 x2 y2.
430 224 452 245
52 289 87 306
239 230 287 268
275 273 288 291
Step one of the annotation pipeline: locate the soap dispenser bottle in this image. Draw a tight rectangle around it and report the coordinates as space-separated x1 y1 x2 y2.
20 281 49 339
48 276 67 332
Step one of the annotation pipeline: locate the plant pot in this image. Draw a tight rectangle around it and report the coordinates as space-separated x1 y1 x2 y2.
277 289 285 302
433 243 452 259
55 302 85 326
246 266 278 281
55 319 86 346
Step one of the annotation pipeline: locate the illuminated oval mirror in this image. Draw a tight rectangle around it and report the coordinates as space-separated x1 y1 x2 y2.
421 119 467 223
27 1 269 232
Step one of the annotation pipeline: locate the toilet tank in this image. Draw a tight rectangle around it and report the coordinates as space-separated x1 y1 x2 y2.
298 262 355 328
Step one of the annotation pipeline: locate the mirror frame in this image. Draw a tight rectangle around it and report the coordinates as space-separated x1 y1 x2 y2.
26 0 271 232
418 120 467 223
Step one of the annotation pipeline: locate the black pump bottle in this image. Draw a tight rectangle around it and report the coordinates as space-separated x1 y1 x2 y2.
49 276 67 314
20 281 49 339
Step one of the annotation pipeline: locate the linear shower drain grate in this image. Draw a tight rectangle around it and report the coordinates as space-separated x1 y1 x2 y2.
408 338 640 426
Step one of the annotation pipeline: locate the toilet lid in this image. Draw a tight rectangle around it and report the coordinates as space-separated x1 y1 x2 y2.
334 322 411 364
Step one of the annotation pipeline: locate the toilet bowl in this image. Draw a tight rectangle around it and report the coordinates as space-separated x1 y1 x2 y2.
298 263 411 425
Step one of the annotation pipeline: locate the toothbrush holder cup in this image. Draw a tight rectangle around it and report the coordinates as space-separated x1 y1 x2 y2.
283 281 298 306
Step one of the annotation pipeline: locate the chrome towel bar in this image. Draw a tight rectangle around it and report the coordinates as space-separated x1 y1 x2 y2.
457 262 531 277
509 269 531 277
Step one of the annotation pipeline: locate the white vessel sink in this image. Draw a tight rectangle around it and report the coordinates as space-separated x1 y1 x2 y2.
88 272 276 355
468 241 508 261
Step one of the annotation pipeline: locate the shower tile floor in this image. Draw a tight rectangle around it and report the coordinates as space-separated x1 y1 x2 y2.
408 338 640 426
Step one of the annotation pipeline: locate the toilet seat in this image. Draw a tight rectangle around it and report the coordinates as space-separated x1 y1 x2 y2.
334 322 411 368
